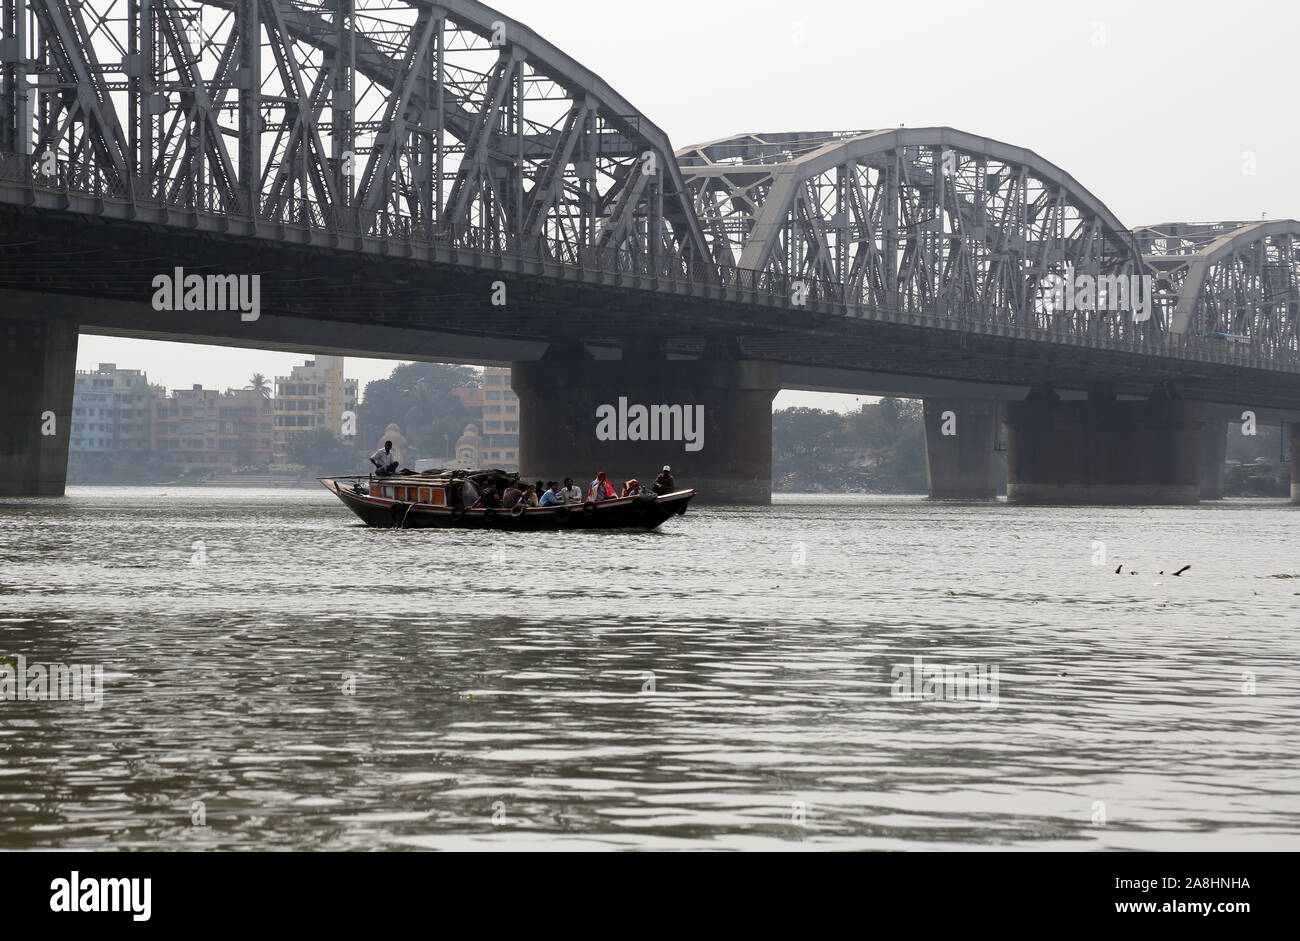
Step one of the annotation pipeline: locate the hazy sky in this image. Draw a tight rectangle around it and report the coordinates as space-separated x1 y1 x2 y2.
76 0 1299 411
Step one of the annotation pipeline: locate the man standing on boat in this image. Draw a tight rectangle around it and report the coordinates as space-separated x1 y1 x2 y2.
370 441 399 477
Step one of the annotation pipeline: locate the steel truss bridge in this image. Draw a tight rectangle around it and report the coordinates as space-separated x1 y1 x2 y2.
1 0 1298 407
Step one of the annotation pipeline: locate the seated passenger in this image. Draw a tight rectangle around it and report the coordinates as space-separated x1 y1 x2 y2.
539 482 560 506
588 471 617 502
520 485 539 508
561 478 583 503
502 483 523 508
621 479 641 497
479 483 502 509
653 465 676 495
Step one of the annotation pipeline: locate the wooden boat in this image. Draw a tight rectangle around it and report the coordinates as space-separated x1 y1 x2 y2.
319 469 696 530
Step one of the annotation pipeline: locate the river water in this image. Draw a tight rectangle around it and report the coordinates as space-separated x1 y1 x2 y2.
0 486 1297 850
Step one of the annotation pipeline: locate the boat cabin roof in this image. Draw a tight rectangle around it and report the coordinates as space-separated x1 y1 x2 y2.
327 469 520 490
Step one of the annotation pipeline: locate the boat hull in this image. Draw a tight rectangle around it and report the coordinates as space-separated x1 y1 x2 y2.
320 478 695 531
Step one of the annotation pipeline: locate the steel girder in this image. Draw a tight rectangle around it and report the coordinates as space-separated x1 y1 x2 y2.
0 0 713 278
680 127 1151 340
2 0 1299 371
677 131 873 268
1137 220 1300 358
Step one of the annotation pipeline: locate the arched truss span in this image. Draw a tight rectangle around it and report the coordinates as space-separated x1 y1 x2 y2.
0 0 712 277
677 131 870 268
4 2 1299 363
681 127 1150 336
1137 220 1300 357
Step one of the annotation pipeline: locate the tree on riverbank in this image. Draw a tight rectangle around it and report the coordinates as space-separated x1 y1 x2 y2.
1223 422 1290 496
359 362 480 462
772 398 928 493
285 427 362 474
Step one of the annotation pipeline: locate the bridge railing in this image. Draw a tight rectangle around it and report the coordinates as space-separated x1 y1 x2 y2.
1 150 1296 374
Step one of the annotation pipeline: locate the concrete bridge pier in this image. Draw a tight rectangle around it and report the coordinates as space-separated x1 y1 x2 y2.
1004 386 1207 505
1289 423 1300 503
512 354 781 504
922 399 1001 499
1199 420 1228 500
1 317 79 497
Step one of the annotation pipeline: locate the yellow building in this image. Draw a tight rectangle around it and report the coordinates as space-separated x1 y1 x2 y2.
273 355 359 467
480 366 519 471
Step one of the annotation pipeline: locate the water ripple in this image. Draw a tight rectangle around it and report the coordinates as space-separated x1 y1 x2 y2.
0 487 1298 849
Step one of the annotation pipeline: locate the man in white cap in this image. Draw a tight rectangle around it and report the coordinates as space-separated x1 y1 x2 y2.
653 465 675 495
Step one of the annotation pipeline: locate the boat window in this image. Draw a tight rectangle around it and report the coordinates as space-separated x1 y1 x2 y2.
419 488 430 503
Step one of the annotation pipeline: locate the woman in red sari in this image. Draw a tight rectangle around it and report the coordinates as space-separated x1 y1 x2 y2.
588 471 617 501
